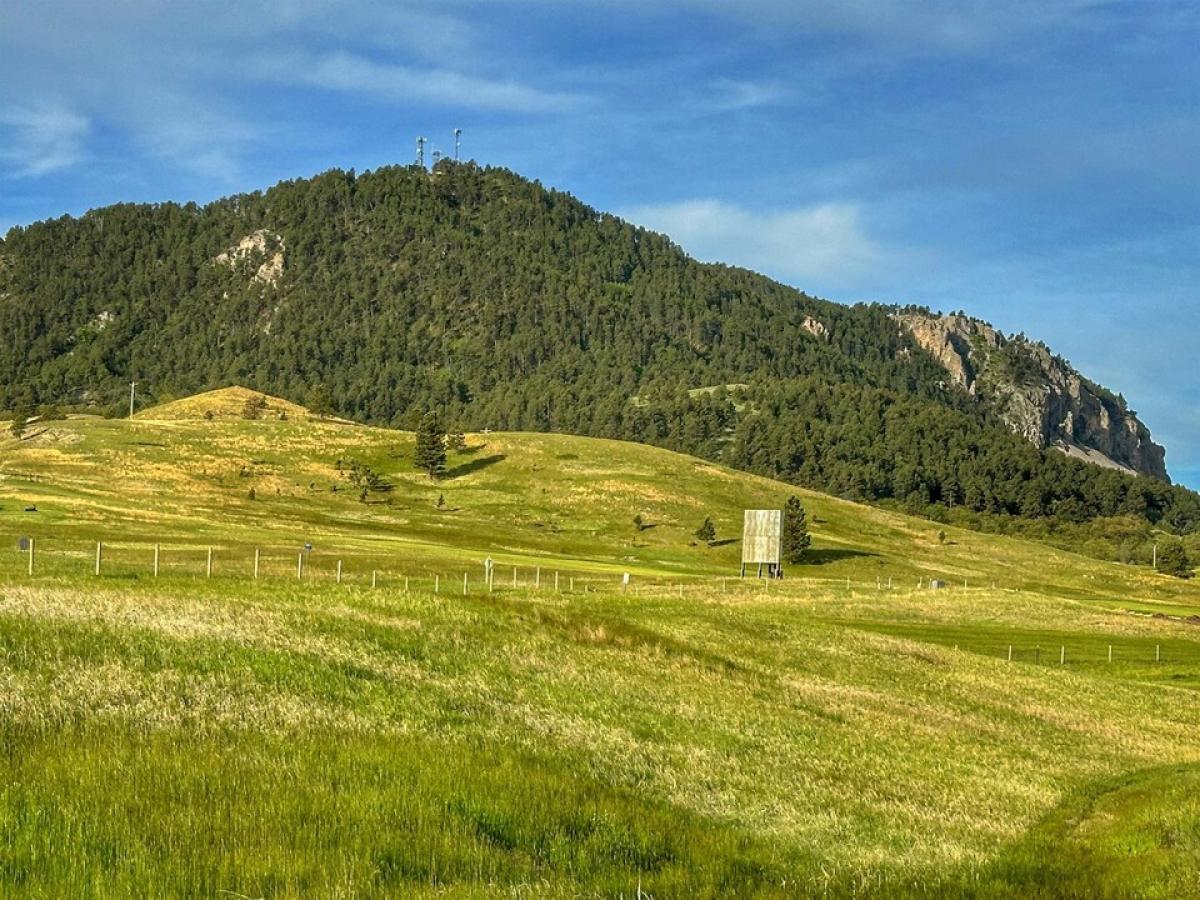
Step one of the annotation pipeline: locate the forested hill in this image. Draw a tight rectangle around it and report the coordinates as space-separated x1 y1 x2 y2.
2 160 1197 543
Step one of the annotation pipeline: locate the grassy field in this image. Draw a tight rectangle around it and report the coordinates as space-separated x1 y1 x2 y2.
2 388 1199 897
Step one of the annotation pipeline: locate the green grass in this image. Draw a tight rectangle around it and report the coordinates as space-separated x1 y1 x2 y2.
2 389 1200 895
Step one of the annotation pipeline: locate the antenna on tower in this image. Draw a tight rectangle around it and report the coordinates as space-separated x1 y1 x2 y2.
416 136 427 168
432 149 443 166
453 128 462 161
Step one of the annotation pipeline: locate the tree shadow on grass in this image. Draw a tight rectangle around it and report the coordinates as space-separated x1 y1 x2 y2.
443 454 506 480
801 548 878 566
709 538 739 548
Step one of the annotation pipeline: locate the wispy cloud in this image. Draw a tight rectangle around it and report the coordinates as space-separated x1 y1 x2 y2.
257 50 588 114
0 105 90 177
623 198 881 286
708 78 790 111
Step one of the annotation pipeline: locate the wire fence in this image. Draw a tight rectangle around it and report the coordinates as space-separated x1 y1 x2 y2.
5 535 1197 671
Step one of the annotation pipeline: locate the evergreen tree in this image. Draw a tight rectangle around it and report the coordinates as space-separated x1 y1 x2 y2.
306 385 333 419
414 411 447 478
695 517 716 545
782 496 812 563
242 394 268 420
9 409 29 440
1157 540 1192 578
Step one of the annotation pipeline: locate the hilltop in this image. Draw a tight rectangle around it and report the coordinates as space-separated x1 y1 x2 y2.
2 391 1200 895
134 386 309 421
2 162 1197 550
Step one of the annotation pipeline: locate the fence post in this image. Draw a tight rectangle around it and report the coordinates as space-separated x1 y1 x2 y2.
154 543 160 577
1007 645 1012 662
536 567 541 588
207 547 213 578
463 573 468 595
435 575 440 594
28 538 34 576
372 570 377 589
1060 646 1065 666
336 560 343 584
405 576 410 593
1108 644 1112 663
95 541 102 576
570 577 574 592
1156 644 1161 663
297 552 304 580
512 566 517 588
555 571 559 592
254 548 260 580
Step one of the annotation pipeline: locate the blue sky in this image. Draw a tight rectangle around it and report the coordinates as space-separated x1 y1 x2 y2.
3 1 1198 486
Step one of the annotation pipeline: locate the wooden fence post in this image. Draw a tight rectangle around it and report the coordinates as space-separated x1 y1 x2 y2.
297 552 304 580
554 571 559 592
27 538 34 576
154 543 160 577
253 548 260 580
463 573 468 595
95 541 102 576
435 575 440 594
1007 645 1012 662
336 560 343 584
1156 644 1161 663
1060 646 1065 666
536 567 541 588
512 566 517 588
207 547 213 578
1108 644 1112 663
372 570 377 589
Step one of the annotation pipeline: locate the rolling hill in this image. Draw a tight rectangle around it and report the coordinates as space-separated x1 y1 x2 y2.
2 161 1197 548
2 388 1200 896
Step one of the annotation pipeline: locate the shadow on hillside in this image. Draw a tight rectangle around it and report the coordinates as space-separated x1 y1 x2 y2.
709 538 739 548
801 548 877 566
444 454 506 480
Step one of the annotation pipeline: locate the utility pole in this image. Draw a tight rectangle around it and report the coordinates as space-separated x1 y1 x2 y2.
129 381 136 419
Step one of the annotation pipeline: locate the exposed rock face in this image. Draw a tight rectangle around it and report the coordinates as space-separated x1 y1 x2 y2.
802 316 830 341
895 312 1169 482
215 230 285 286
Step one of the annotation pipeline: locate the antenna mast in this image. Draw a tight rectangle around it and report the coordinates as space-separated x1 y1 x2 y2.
453 128 462 160
416 136 427 168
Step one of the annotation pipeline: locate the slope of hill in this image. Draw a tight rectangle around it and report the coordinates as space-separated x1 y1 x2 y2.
1 390 1199 896
2 161 1197 543
2 387 1196 602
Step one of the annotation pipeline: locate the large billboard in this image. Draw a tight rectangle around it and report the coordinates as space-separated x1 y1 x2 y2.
742 509 782 566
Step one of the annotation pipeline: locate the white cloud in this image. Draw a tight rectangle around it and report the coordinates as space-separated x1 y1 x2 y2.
708 78 790 111
258 50 587 114
622 198 880 285
0 105 90 177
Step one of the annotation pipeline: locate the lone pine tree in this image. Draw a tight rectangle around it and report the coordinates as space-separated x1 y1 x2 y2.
783 496 812 563
414 411 447 479
696 517 717 545
1157 540 1193 579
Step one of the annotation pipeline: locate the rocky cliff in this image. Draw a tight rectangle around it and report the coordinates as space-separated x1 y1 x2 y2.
895 312 1169 482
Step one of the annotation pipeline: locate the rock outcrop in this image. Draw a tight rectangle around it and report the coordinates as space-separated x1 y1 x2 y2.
215 230 285 286
895 311 1169 481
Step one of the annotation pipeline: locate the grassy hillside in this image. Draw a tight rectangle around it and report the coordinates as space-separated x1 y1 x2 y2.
2 389 1200 896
